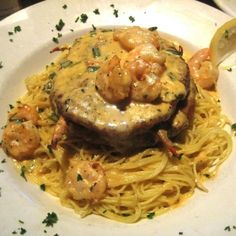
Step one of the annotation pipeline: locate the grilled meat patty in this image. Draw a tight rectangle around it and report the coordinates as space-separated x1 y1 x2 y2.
50 27 195 152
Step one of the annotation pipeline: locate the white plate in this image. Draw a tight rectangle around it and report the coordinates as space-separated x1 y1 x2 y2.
0 0 235 235
214 0 236 17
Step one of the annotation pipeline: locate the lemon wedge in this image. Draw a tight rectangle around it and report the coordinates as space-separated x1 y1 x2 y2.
210 18 236 67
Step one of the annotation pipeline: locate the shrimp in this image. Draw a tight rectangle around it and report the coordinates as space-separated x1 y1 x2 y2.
9 104 39 125
124 43 166 102
65 160 107 202
2 104 41 160
113 26 160 51
2 121 40 161
188 48 219 89
51 116 68 148
96 55 132 103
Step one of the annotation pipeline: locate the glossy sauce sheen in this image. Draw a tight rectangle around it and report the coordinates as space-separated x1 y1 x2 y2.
51 29 189 139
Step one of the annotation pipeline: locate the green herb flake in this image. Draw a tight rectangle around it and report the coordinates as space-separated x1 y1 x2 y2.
12 231 17 235
80 13 88 23
55 19 65 31
49 72 56 80
233 225 236 229
40 184 46 191
9 104 14 109
57 33 62 38
14 25 21 33
121 213 130 217
227 67 232 72
0 61 3 69
224 30 229 39
42 212 58 227
44 229 47 233
110 4 115 8
147 212 155 219
8 31 13 35
49 113 59 122
1 159 6 163
10 39 14 42
62 4 67 9
0 169 4 173
179 232 183 235
60 60 73 68
54 233 59 236
77 174 83 181
148 26 158 31
87 66 100 72
43 81 53 94
52 37 59 44
18 220 24 224
47 144 53 154
224 226 231 231
231 123 236 131
92 24 97 31
92 47 101 58
129 16 135 23
93 8 100 15
75 16 80 23
20 166 27 181
19 227 26 235
113 9 119 18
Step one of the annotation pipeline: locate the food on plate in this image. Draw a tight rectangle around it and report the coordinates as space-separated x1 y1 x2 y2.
1 26 232 223
210 18 236 66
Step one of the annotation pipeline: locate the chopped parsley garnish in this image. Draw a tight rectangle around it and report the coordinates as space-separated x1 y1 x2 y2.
92 47 101 58
224 30 229 39
80 13 88 23
227 67 232 72
93 8 100 15
14 25 21 33
55 19 65 31
62 4 67 9
12 231 17 234
121 213 130 217
43 81 53 94
0 61 3 69
54 234 59 236
57 33 62 38
42 212 58 227
18 220 24 224
20 166 27 181
77 174 83 181
0 169 4 173
75 16 80 23
10 39 14 42
113 9 119 17
49 72 56 80
60 60 73 68
168 72 176 80
40 184 46 191
224 226 231 231
64 98 71 112
49 112 59 122
179 232 183 235
9 104 14 109
8 31 13 35
232 123 236 131
52 37 59 44
47 144 53 154
19 227 26 235
165 47 183 56
110 4 115 8
147 212 155 219
1 159 6 163
129 16 135 22
92 24 97 31
148 26 158 31
87 66 100 72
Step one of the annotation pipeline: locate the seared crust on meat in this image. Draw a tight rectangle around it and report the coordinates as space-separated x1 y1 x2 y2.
50 27 195 152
